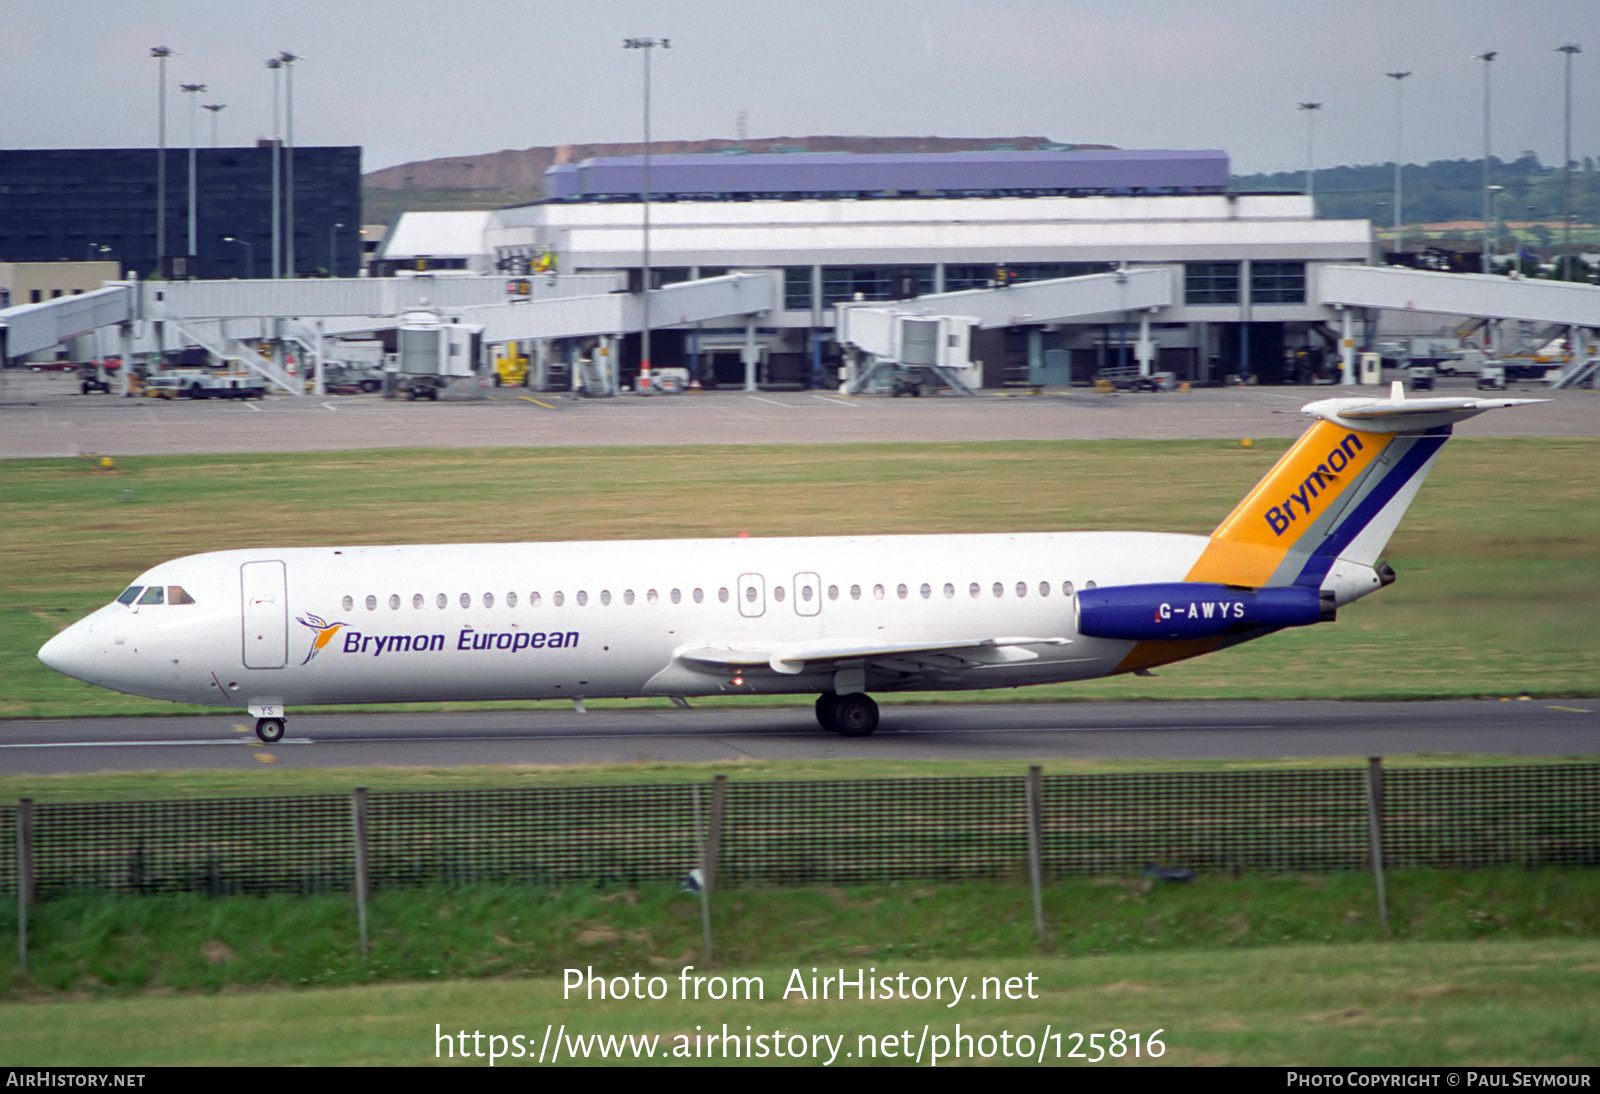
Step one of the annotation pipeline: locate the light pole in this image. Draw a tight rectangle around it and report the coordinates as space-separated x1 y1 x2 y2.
1486 184 1505 271
1298 102 1322 203
151 46 173 271
181 82 207 263
223 235 255 278
328 222 344 276
1385 72 1410 255
266 57 282 278
279 51 300 277
1558 44 1582 267
624 36 669 389
203 103 225 147
1477 51 1497 274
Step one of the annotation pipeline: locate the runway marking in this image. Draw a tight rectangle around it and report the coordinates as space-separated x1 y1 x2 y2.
810 395 859 407
747 395 789 407
1547 705 1592 713
520 396 557 409
321 402 339 411
1 738 313 748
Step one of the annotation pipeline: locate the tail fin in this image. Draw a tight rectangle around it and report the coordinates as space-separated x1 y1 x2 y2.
1187 384 1543 594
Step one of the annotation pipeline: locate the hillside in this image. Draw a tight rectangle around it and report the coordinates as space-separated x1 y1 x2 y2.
361 135 1097 222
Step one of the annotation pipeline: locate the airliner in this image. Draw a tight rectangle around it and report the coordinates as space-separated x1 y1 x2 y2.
37 385 1539 742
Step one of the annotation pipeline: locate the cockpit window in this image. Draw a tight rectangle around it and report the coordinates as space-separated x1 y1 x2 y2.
167 586 196 605
137 586 165 606
116 586 144 605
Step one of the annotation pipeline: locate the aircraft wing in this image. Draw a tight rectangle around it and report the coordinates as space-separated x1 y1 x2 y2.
676 635 1071 676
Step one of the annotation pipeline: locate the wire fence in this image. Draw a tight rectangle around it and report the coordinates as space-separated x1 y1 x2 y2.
5 762 1598 901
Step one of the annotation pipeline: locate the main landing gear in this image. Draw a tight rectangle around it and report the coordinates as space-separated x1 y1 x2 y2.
254 717 285 744
815 692 879 737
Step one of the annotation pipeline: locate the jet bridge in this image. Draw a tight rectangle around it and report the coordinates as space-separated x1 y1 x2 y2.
1317 265 1600 387
834 267 1176 393
1 271 777 395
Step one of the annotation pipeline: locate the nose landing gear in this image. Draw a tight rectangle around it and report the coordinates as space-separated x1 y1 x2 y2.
254 717 285 744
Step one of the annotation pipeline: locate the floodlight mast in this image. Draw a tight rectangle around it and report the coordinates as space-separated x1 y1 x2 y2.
624 37 669 390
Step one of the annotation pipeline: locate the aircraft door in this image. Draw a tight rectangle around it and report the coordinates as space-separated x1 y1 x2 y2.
737 573 766 618
241 560 288 669
793 572 821 616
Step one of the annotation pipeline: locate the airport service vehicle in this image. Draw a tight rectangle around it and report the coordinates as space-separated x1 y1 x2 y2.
138 369 266 400
38 386 1541 743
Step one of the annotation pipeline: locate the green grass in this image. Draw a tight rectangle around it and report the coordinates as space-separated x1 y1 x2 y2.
4 438 1599 718
2 874 1596 1064
6 753 1588 806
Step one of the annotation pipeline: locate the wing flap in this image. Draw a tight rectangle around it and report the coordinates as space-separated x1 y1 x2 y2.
676 635 1071 676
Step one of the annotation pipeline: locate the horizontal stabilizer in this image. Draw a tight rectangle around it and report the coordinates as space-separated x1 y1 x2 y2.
1303 382 1545 434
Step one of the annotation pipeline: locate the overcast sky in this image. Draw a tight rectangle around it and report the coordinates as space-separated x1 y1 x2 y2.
3 1 1593 177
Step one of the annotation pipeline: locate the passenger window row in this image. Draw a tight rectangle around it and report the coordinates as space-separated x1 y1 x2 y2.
337 579 1079 613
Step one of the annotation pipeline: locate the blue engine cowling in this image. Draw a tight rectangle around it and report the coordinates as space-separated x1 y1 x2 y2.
1075 583 1334 641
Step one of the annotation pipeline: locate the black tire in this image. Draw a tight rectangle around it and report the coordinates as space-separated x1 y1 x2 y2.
255 717 285 744
814 693 839 730
830 693 879 737
360 379 379 393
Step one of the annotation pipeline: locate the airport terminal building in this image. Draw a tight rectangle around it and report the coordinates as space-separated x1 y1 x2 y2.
377 149 1377 386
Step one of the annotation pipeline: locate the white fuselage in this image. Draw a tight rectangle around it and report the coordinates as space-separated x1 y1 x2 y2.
42 531 1210 710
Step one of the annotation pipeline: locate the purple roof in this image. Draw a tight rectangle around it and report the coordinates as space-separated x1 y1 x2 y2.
547 149 1229 199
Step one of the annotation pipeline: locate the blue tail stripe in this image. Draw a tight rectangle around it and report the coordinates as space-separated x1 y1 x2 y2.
1293 429 1450 588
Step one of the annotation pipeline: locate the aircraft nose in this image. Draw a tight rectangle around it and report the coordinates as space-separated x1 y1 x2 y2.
38 620 99 684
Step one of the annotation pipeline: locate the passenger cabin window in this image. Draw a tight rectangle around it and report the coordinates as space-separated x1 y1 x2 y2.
460 593 472 608
389 594 401 610
828 585 839 601
343 595 355 611
920 583 931 599
1016 582 1028 598
850 585 861 600
992 582 1003 598
623 590 634 605
437 593 448 609
507 592 518 608
365 595 377 611
576 591 588 606
896 584 907 600
600 590 611 606
483 592 495 609
530 592 542 607
554 591 565 607
671 589 681 604
647 589 659 604
693 588 704 604
944 583 955 599
117 586 144 605
717 588 728 604
774 586 785 602
969 583 981 598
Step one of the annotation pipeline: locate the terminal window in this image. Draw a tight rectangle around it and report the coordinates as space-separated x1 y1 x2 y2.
1250 261 1306 304
1185 262 1240 304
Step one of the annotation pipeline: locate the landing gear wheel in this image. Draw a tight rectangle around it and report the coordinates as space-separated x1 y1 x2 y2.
814 693 840 730
255 717 285 744
829 693 879 737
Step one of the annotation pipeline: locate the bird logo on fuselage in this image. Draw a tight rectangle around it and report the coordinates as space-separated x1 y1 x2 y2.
296 613 348 665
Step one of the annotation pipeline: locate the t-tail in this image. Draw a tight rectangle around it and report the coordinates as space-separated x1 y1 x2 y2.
1189 381 1544 603
1092 383 1542 673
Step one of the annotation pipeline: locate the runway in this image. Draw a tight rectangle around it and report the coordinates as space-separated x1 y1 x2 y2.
3 698 1595 775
